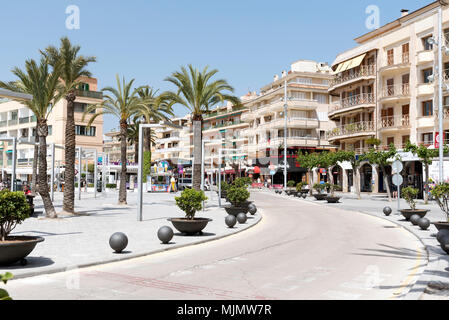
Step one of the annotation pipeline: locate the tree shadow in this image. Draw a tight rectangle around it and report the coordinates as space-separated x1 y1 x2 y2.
174 232 216 237
353 243 423 260
0 256 54 270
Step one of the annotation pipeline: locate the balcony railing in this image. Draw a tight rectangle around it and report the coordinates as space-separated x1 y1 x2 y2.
380 83 410 98
330 65 375 88
330 93 375 113
327 121 375 139
8 119 18 126
0 120 7 127
19 117 30 124
75 90 103 100
379 115 410 129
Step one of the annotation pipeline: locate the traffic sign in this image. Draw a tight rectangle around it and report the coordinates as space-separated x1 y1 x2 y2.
392 160 403 174
435 132 440 149
392 174 403 186
270 171 276 176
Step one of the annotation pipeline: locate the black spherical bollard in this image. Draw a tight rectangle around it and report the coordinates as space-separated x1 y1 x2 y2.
440 239 449 255
225 215 237 228
302 193 307 199
383 206 392 216
437 230 449 244
418 218 431 231
237 213 247 224
109 232 128 253
158 226 174 244
410 215 421 226
248 204 257 215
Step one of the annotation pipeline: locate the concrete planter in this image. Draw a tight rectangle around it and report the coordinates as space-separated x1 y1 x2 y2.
399 209 429 221
168 218 212 236
225 206 247 216
326 196 341 204
313 194 328 201
0 236 44 266
432 222 449 231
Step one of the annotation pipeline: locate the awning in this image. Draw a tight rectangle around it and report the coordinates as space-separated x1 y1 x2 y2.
334 53 366 74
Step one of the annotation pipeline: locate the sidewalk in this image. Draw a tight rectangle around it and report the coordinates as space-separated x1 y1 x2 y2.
0 190 262 279
265 190 449 300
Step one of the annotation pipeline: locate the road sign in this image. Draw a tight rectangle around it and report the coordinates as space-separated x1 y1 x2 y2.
270 171 276 176
392 174 403 186
435 132 440 149
269 165 276 171
392 160 403 174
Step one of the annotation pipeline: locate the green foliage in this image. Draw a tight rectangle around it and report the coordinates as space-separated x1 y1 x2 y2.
431 183 449 222
297 151 320 170
401 187 419 210
87 163 94 173
404 141 449 166
313 183 327 194
366 138 381 146
226 186 250 206
220 181 230 192
106 184 117 189
143 151 152 183
0 190 30 241
361 144 397 167
175 189 208 219
233 177 251 188
287 180 296 188
0 273 13 300
296 182 308 192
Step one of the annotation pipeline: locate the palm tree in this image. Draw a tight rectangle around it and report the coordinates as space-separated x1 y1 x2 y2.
163 65 240 190
83 75 143 204
41 37 96 214
126 119 157 164
0 58 63 218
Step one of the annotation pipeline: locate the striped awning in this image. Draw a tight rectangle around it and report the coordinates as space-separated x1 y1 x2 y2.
334 53 366 74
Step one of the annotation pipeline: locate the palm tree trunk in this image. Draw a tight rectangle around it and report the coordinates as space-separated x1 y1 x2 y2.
119 119 128 204
192 119 202 190
63 92 76 213
328 166 335 196
144 128 151 152
37 120 57 219
308 169 313 196
381 165 392 202
424 163 429 204
31 124 39 194
354 166 361 200
134 139 139 164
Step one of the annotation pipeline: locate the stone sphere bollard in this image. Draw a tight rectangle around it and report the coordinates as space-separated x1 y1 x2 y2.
302 193 307 199
109 232 128 253
237 213 247 224
225 215 237 228
418 218 431 231
158 226 174 244
248 204 257 215
383 207 392 216
410 215 421 226
441 242 449 255
437 230 449 244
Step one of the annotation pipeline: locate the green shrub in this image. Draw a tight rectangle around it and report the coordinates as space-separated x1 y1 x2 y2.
296 182 308 192
0 190 30 241
233 177 252 188
402 186 419 210
106 184 117 189
220 181 230 192
0 272 13 300
287 180 296 188
313 183 327 194
175 188 208 220
431 183 449 221
88 183 94 188
226 186 250 206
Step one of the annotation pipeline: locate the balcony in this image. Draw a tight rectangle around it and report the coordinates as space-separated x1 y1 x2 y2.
379 84 410 101
417 83 434 96
0 120 7 128
75 90 103 100
19 117 31 124
329 93 375 118
247 136 320 150
203 106 247 119
379 115 410 131
329 65 375 90
8 119 18 126
379 53 410 74
257 117 319 130
417 50 434 64
327 121 375 141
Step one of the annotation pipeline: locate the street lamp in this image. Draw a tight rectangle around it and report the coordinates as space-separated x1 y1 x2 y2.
201 139 212 191
283 78 288 191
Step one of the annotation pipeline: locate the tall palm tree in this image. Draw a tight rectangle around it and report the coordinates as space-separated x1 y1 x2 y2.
83 75 143 204
0 58 63 218
41 37 96 214
126 119 156 164
163 65 240 190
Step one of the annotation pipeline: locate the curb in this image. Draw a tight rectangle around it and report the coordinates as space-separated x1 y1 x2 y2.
8 208 264 281
262 190 434 300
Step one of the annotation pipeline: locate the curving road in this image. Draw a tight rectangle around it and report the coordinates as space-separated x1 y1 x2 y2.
7 192 427 300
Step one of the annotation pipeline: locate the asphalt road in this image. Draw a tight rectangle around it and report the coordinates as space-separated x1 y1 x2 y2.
6 192 427 300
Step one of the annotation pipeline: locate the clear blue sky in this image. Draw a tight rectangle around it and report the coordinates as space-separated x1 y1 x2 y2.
0 0 432 133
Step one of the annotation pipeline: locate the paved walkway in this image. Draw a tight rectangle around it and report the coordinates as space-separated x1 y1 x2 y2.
0 190 261 279
273 190 449 300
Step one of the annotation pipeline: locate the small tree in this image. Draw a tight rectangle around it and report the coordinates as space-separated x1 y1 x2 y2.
362 144 397 202
226 186 250 206
337 150 362 200
404 141 449 204
287 180 296 188
0 190 30 241
175 189 207 220
316 151 348 197
297 151 320 196
313 183 327 194
402 186 419 210
296 182 308 192
431 183 449 222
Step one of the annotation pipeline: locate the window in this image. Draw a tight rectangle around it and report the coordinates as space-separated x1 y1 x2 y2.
78 83 90 91
423 35 434 51
315 94 327 104
48 126 52 136
387 49 394 66
402 43 410 63
422 100 433 116
402 135 410 146
423 68 433 83
422 133 433 145
75 125 96 137
387 137 395 146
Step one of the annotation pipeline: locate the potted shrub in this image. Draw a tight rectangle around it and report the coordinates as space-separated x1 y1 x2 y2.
225 186 250 216
313 183 328 201
219 181 230 199
169 189 211 235
232 178 254 208
0 190 44 266
0 273 13 300
287 180 297 196
326 184 342 203
399 186 429 221
296 182 308 197
430 183 449 230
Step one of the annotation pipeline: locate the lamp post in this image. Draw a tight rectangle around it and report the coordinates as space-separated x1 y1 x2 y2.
218 148 242 207
201 139 212 191
284 78 288 191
